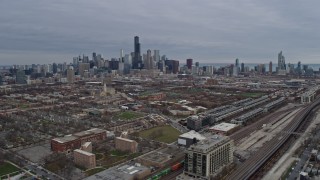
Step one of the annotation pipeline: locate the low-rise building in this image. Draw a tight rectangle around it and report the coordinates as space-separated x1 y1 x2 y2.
115 137 138 153
209 122 240 135
73 149 96 169
84 163 151 180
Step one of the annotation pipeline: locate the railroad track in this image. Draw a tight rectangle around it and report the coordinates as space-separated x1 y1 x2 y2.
230 107 296 144
227 98 320 180
161 168 183 180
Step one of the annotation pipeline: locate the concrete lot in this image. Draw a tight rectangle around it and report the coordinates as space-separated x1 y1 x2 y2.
17 143 52 163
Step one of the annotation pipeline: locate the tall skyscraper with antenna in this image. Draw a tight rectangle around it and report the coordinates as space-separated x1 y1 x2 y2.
132 36 142 69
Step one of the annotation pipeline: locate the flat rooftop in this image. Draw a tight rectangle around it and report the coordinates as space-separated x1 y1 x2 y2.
52 128 106 144
209 122 239 132
140 151 171 164
179 130 206 141
74 149 95 156
52 135 78 143
188 134 229 153
85 164 150 180
73 131 94 137
116 137 135 143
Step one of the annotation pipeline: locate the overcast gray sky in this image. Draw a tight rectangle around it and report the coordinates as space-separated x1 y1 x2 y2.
1 0 320 65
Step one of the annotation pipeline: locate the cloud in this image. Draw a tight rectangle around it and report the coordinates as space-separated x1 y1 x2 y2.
1 0 320 65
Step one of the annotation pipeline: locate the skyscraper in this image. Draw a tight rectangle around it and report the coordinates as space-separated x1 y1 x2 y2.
67 67 75 84
233 58 239 76
16 70 27 84
120 49 124 62
145 49 152 70
133 36 142 69
269 61 273 74
92 52 97 61
186 59 193 69
278 51 286 70
153 50 160 63
241 63 245 73
235 58 239 67
124 54 132 74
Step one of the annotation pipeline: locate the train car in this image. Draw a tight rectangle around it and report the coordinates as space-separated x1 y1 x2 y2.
171 162 182 171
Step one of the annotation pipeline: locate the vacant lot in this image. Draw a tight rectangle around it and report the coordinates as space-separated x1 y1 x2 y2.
0 162 20 176
114 111 144 120
137 125 181 143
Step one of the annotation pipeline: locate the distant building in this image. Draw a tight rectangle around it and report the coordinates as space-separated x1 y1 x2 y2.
183 135 234 179
0 75 3 85
269 61 272 74
186 59 193 69
133 36 143 69
153 50 160 63
67 67 74 83
79 63 90 77
16 70 27 84
240 63 245 73
277 51 286 75
73 149 96 169
51 128 107 153
165 60 179 74
115 137 138 153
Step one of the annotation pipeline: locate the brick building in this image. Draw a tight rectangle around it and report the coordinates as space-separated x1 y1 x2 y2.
51 128 106 153
115 137 138 153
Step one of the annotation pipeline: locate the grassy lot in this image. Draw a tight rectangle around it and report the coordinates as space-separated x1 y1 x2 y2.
85 167 105 176
240 92 266 98
0 162 20 176
281 160 297 180
114 111 143 120
110 150 128 156
137 125 181 143
95 153 104 160
93 149 143 172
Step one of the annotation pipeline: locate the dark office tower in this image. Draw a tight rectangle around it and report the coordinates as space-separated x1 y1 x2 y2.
186 59 193 69
165 60 179 74
92 52 97 61
133 36 142 69
83 55 89 63
241 63 245 72
269 61 272 74
52 63 58 74
0 75 3 85
303 65 308 72
195 62 199 67
296 61 302 75
110 58 119 70
235 58 239 67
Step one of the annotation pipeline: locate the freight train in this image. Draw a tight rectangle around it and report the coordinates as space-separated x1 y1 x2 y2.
147 160 185 180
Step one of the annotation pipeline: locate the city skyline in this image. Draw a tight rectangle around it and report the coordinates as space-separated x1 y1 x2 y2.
1 0 320 65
